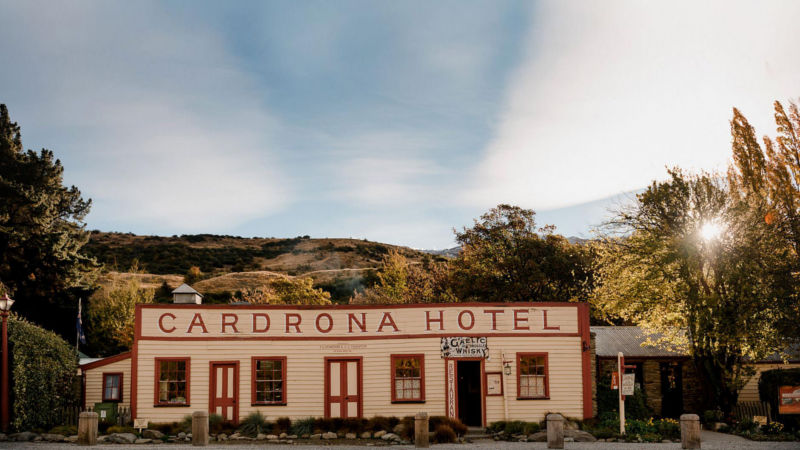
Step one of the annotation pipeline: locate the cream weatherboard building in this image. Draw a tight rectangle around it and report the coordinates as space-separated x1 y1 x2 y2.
82 285 594 426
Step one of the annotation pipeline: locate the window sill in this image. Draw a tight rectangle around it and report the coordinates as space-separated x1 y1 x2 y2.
391 400 426 404
251 403 287 407
154 404 191 407
102 399 121 403
516 397 549 401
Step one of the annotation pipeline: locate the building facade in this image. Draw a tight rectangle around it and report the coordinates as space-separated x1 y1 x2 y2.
83 299 594 426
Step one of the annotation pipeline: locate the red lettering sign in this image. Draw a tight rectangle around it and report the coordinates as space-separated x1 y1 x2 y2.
542 310 560 330
186 313 208 333
348 313 366 333
513 309 529 330
158 313 176 333
483 309 503 330
426 310 444 331
377 312 399 332
457 310 475 330
285 313 302 333
221 313 239 333
252 313 270 333
315 313 333 333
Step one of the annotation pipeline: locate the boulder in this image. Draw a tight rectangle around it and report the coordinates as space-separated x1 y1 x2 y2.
65 435 78 443
310 434 322 440
11 432 37 442
564 420 581 430
528 431 547 442
288 434 298 439
266 434 278 440
373 430 387 438
381 432 398 441
217 433 227 441
177 432 187 439
565 430 596 442
143 429 165 439
360 431 372 439
322 432 338 440
345 432 356 439
393 423 406 434
108 433 138 444
135 438 153 444
41 433 65 442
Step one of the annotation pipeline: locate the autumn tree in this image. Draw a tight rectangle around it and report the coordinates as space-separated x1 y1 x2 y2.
592 169 794 414
350 250 456 304
86 273 155 355
451 205 593 303
0 104 96 336
239 276 331 305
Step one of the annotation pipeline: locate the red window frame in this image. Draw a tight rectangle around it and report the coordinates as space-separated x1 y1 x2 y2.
251 357 287 406
102 372 123 402
390 354 425 403
516 352 549 400
154 358 190 406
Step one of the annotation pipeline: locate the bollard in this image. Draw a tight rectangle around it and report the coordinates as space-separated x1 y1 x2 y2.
414 412 429 448
680 414 701 449
192 411 209 446
546 413 564 449
78 411 98 446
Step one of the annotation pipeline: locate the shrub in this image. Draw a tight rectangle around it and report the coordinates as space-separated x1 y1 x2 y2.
48 425 77 435
626 419 657 436
313 417 336 433
366 416 394 432
523 422 541 434
735 418 758 434
238 411 268 437
641 432 662 442
339 417 367 433
655 418 680 439
597 373 651 420
762 421 785 434
433 424 457 443
703 409 723 424
8 315 79 431
503 420 526 435
290 417 315 436
148 422 183 435
208 414 226 434
486 421 505 434
398 416 415 440
274 416 292 433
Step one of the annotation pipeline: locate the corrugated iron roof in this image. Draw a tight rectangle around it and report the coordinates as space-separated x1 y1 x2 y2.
591 326 688 358
171 283 202 296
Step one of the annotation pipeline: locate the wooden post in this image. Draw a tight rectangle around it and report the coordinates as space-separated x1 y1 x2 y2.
192 411 209 446
1 311 9 432
680 413 701 449
414 412 429 448
546 413 564 449
78 411 98 446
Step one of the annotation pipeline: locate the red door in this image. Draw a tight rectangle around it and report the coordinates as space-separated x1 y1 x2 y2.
325 358 362 418
210 362 239 423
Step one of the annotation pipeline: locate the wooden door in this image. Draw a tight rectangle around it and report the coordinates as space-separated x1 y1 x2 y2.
325 358 362 418
210 362 239 423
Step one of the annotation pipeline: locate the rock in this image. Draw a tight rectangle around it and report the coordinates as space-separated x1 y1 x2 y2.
381 432 398 441
662 439 672 443
393 423 406 434
177 432 187 439
108 433 138 444
256 433 267 440
97 435 108 442
135 438 153 444
360 431 372 439
65 435 78 443
266 434 278 440
564 420 580 430
187 433 192 438
143 429 165 439
310 434 321 440
528 431 547 442
373 430 387 438
41 433 65 442
564 437 574 442
11 431 37 442
322 431 338 440
288 434 298 439
217 433 227 441
345 433 357 439
337 431 345 437
33 437 42 442
565 430 597 442
279 432 288 438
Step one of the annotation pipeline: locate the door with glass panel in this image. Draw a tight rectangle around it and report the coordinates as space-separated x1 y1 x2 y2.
324 358 362 418
210 362 239 424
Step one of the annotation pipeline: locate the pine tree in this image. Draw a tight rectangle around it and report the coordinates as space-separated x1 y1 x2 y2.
0 104 96 335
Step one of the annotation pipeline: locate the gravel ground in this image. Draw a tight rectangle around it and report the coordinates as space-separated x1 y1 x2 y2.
0 439 798 450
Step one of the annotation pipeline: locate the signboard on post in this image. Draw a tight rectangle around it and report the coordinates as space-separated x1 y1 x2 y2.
611 372 619 390
779 386 800 414
440 337 488 358
622 373 635 396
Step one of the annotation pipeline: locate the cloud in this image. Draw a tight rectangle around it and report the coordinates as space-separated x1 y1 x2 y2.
466 0 800 211
0 1 289 232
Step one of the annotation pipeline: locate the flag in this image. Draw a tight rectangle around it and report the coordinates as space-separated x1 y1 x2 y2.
76 298 86 345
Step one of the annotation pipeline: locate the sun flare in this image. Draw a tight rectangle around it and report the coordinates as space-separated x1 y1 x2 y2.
700 220 724 241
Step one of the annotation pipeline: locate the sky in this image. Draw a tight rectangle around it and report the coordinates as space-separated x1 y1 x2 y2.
1 0 798 249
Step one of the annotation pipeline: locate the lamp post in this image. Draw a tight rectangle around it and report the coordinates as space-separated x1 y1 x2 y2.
0 294 14 432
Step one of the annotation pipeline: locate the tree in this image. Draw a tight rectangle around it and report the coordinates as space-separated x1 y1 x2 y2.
239 276 331 305
592 169 794 414
450 204 594 303
184 266 203 284
86 273 155 355
727 99 800 339
0 104 95 336
350 250 457 304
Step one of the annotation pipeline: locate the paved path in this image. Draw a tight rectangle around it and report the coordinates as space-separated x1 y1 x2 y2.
1 437 799 450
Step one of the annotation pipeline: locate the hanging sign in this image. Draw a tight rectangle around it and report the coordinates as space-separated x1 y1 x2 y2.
779 386 800 414
440 337 488 358
611 372 619 390
622 373 635 396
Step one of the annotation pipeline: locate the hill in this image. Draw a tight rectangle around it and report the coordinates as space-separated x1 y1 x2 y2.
85 232 433 302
